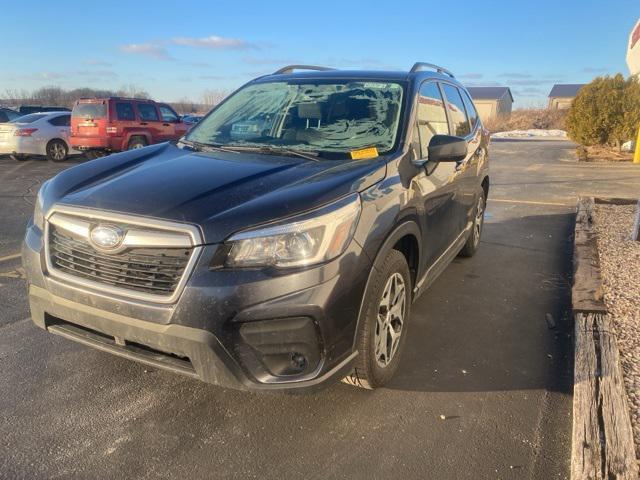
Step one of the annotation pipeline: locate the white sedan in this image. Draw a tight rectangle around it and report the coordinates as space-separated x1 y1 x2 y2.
0 111 80 162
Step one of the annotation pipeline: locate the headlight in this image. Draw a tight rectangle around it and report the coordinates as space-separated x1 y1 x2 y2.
33 181 49 231
226 194 361 268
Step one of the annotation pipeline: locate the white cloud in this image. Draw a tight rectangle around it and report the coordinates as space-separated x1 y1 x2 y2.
172 36 256 50
120 43 172 60
83 58 112 67
76 70 119 78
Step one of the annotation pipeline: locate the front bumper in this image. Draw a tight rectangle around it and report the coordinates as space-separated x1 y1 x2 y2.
23 218 369 392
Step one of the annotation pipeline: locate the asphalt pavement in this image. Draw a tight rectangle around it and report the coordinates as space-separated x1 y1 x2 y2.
1 141 640 479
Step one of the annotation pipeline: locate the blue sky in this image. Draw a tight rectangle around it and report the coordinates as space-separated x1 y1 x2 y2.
1 0 637 107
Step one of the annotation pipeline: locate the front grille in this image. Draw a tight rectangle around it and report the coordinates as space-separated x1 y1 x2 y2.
49 226 192 295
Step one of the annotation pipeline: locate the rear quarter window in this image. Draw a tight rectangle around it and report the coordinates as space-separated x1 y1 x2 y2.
48 115 71 127
72 103 107 119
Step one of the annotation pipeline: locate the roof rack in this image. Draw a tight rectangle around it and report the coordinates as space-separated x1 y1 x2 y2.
410 62 455 78
273 65 336 75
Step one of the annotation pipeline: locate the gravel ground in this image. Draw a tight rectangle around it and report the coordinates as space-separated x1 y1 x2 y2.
595 203 640 459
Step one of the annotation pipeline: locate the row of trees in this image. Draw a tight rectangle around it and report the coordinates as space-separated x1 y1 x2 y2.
1 85 231 114
566 74 640 149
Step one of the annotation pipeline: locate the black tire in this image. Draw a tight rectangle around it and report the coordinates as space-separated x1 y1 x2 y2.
127 137 147 150
85 150 107 160
345 249 412 389
9 154 29 161
46 139 68 162
459 191 486 258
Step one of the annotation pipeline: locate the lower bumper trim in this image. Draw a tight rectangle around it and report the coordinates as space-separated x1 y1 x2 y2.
48 320 198 378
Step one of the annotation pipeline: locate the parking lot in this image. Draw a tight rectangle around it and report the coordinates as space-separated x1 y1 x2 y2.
2 140 640 479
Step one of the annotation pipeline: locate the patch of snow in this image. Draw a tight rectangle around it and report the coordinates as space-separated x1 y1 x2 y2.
492 129 567 138
622 140 636 152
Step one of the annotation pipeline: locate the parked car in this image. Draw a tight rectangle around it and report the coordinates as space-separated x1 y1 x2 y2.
182 114 203 128
0 111 79 161
19 106 71 115
24 63 489 392
0 107 22 123
69 97 188 159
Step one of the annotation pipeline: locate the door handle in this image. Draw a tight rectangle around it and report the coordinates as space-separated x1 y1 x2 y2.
140 122 148 126
163 123 170 126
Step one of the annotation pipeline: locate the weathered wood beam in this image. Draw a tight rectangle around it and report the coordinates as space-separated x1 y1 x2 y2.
572 198 607 313
571 198 639 480
631 200 640 241
572 313 638 479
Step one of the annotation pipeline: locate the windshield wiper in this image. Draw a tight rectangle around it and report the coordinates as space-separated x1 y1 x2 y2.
178 139 239 154
223 144 321 162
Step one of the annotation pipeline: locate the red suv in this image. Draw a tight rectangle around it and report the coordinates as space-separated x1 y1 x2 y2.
70 97 188 158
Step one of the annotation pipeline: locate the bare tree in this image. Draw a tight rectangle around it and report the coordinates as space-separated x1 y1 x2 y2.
202 89 230 107
116 84 151 99
172 97 200 115
32 86 65 105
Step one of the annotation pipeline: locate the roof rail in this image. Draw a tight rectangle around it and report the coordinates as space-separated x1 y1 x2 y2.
410 62 455 78
273 65 336 75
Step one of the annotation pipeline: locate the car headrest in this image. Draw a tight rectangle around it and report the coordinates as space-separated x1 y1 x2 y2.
297 103 322 119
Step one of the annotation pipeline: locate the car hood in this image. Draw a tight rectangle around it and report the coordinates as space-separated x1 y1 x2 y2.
45 143 386 243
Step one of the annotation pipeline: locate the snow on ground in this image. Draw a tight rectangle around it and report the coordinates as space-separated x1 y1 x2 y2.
492 129 567 138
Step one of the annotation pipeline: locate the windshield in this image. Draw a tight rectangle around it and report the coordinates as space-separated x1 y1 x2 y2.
186 80 404 157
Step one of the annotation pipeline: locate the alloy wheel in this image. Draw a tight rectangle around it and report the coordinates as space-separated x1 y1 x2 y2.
50 142 66 160
473 195 485 247
374 272 406 368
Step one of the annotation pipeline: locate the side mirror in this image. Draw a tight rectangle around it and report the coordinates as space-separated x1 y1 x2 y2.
428 135 468 163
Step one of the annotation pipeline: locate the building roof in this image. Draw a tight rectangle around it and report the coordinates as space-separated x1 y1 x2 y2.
548 84 585 98
466 86 514 103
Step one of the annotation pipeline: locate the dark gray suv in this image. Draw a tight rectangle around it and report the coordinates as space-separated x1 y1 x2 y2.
23 63 489 392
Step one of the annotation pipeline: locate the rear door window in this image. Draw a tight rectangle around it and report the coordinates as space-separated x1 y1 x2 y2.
137 103 160 121
441 84 471 137
460 90 479 130
72 103 107 119
415 82 450 158
48 114 70 127
159 105 179 123
116 102 136 121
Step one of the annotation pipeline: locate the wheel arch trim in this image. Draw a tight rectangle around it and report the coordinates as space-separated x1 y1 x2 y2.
351 220 421 351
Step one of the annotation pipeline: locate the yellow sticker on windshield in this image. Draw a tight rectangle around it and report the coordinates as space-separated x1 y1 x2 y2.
350 147 379 160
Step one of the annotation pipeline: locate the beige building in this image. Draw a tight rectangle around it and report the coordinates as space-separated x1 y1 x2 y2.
466 87 514 122
548 84 585 109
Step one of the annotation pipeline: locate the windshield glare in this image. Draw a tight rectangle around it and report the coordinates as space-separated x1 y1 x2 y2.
186 81 404 157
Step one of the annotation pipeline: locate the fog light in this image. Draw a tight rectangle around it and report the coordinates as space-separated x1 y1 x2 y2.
236 317 321 378
290 353 307 372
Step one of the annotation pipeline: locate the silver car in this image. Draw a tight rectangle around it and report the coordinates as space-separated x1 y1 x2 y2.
0 111 79 162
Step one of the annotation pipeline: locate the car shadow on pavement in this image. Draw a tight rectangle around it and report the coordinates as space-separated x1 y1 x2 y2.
387 212 575 394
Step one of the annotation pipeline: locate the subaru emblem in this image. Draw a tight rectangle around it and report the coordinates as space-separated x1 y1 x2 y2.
89 224 124 250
